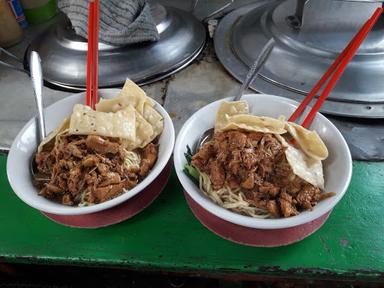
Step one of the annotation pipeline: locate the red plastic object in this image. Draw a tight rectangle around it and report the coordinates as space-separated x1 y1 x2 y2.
85 1 94 107
92 0 99 109
288 7 383 127
85 0 99 109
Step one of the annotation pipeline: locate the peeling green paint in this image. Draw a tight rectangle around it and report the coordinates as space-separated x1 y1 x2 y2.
0 156 383 280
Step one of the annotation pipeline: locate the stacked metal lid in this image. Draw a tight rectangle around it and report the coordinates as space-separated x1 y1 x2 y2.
26 2 206 90
214 0 384 118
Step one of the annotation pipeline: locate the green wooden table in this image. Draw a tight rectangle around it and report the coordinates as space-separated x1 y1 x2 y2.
0 154 383 283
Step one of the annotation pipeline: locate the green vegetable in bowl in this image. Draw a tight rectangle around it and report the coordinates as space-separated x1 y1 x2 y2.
183 145 199 185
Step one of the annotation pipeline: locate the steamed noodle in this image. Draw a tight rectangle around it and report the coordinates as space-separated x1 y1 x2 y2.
198 170 270 218
123 149 141 171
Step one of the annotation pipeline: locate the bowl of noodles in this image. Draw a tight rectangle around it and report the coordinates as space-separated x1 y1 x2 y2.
7 79 175 215
174 94 352 229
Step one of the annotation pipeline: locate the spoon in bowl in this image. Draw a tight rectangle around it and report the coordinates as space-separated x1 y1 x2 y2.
194 38 275 153
29 51 49 182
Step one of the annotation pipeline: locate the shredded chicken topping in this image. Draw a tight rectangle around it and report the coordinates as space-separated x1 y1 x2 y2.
192 130 334 218
34 134 158 206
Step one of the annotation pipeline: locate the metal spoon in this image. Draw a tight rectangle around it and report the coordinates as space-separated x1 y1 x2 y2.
194 39 275 153
29 51 49 182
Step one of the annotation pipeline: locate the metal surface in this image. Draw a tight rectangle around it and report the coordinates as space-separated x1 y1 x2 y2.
26 4 206 90
326 115 384 161
214 0 384 118
1 156 384 282
200 0 234 22
195 40 275 153
194 128 214 153
29 52 46 141
0 47 28 74
235 39 275 101
192 0 234 22
1 3 382 161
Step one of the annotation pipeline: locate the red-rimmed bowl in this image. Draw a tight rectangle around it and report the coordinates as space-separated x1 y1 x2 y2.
7 89 175 215
174 94 352 230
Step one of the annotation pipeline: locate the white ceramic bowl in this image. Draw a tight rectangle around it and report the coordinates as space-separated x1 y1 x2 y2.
174 94 352 229
7 89 175 215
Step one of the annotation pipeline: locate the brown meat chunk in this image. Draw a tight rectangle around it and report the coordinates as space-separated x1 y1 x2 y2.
260 134 282 157
285 179 303 196
97 163 109 175
319 191 336 201
280 191 292 202
258 158 274 178
45 183 63 194
85 170 98 185
258 182 280 197
82 155 99 167
247 132 263 146
67 166 84 196
91 183 125 203
295 184 321 210
267 200 280 218
99 172 121 187
123 178 138 189
279 192 298 217
209 160 226 190
226 175 240 190
67 143 84 158
62 194 74 206
227 131 247 149
213 136 228 163
243 192 267 210
35 151 55 175
86 135 119 154
191 142 214 172
56 174 68 191
280 199 299 217
40 183 63 199
240 172 255 190
242 150 258 170
228 159 241 175
139 143 159 177
253 199 267 210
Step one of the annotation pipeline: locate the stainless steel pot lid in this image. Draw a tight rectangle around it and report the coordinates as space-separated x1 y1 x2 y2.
214 0 384 118
25 3 206 90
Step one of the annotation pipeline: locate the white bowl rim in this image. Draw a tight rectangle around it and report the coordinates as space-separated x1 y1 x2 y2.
7 89 175 215
174 93 352 229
